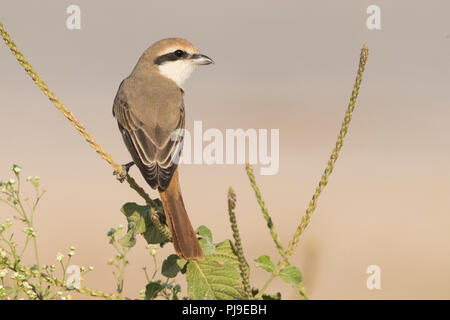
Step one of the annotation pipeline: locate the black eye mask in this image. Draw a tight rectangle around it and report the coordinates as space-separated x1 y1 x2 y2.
154 50 189 65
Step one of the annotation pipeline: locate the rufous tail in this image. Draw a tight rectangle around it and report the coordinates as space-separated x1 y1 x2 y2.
159 169 204 260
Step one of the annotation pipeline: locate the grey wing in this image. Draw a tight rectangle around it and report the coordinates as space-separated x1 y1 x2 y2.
113 83 185 190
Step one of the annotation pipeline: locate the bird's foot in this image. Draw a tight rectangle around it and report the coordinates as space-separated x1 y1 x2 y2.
113 161 135 183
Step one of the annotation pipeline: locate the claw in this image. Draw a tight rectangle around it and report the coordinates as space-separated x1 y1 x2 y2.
113 161 135 183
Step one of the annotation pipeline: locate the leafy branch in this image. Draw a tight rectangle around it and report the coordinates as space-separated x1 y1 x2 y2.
245 45 369 299
0 166 120 300
0 165 182 300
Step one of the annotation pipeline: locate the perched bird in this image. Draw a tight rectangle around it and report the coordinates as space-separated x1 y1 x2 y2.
113 38 213 260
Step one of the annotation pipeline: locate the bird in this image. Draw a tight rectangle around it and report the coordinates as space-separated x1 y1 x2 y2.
112 38 213 260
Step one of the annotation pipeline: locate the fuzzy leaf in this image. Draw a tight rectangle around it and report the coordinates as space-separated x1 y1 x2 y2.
196 225 213 242
279 265 302 285
145 281 164 300
162 254 181 278
119 202 169 247
254 255 276 273
177 258 188 274
186 240 247 300
199 238 216 255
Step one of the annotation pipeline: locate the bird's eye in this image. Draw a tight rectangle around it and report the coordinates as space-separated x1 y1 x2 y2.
174 50 184 57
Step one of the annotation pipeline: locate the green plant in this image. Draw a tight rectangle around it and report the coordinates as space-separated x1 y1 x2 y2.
0 165 188 300
0 20 368 300
0 165 115 299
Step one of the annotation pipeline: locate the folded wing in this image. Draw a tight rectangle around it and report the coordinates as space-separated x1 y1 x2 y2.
113 78 185 190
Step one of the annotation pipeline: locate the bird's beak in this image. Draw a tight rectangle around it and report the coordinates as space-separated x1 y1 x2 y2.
191 54 214 65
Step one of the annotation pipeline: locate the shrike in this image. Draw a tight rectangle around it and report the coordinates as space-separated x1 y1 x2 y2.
113 38 213 260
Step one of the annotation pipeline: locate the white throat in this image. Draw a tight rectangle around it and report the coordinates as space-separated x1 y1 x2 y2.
158 60 196 87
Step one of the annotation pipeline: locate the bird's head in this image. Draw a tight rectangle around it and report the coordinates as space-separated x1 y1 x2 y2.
139 38 213 87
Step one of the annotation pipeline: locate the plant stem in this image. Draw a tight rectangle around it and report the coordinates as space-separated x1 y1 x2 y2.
286 44 369 262
227 187 252 299
257 44 369 298
245 163 286 259
0 21 170 242
151 255 158 280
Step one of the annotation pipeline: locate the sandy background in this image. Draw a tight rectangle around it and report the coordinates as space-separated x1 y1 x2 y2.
1 1 449 299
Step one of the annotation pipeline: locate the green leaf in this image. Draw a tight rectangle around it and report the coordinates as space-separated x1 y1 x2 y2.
142 221 170 246
199 238 216 255
177 258 188 274
145 281 164 300
162 254 181 278
262 292 282 300
119 202 169 247
119 203 147 247
251 287 282 300
279 265 302 285
196 225 213 242
186 240 248 300
254 255 276 273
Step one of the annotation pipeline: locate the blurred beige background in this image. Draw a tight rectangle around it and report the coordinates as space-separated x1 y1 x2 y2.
1 0 449 299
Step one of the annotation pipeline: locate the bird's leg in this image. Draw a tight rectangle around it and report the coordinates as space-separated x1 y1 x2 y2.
114 161 135 182
123 161 135 171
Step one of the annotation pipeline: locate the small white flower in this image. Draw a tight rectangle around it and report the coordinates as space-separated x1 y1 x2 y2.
147 244 157 256
56 252 64 262
68 250 75 257
23 226 34 236
88 266 94 271
12 165 21 174
26 290 36 298
0 269 7 278
23 281 32 289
